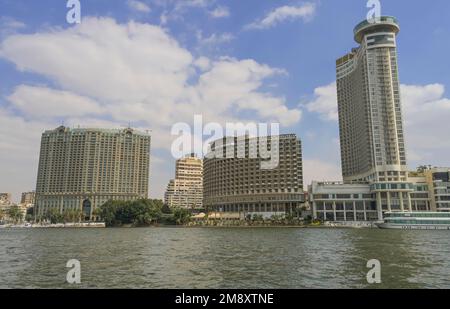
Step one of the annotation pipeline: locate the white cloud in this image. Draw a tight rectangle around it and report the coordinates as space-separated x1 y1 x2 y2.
194 57 300 126
197 31 235 45
0 17 26 30
174 0 210 10
210 6 230 18
127 0 151 13
193 56 211 71
305 81 450 169
0 17 302 198
0 109 49 202
303 159 342 186
245 3 316 30
160 11 169 25
153 0 217 24
0 17 26 37
401 84 450 167
305 81 337 121
8 85 103 118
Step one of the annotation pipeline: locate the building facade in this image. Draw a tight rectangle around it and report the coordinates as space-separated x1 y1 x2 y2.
337 16 407 184
35 126 151 219
424 168 450 212
335 16 415 218
0 193 12 206
310 17 448 223
164 154 203 209
21 191 36 207
310 179 432 223
203 134 304 219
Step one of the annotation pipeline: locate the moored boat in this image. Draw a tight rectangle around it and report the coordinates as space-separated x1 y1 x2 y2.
376 212 450 230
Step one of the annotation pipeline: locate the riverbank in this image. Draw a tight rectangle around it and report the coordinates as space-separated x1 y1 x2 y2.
0 222 106 228
0 221 377 229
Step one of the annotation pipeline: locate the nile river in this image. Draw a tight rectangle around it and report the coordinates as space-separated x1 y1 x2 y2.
0 228 449 289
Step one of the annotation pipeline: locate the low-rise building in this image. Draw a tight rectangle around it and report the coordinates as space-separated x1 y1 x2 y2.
309 182 379 222
310 177 432 223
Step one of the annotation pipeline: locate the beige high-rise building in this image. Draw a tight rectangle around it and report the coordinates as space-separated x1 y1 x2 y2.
203 134 304 219
35 126 151 219
164 154 203 209
336 16 412 218
337 16 407 184
21 191 36 206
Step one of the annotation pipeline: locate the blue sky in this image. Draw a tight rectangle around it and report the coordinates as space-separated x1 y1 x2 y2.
1 0 450 201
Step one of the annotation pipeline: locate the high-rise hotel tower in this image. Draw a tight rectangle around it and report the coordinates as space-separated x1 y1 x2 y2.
203 135 304 218
165 154 203 209
35 126 151 220
336 17 413 216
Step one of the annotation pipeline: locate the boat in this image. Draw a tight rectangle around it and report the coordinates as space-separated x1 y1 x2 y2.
376 212 450 230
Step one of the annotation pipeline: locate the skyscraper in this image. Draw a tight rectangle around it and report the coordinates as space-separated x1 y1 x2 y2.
203 134 304 218
164 154 203 209
35 126 151 220
337 16 407 183
336 16 412 216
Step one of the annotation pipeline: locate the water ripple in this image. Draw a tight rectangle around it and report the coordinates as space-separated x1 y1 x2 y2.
0 228 449 288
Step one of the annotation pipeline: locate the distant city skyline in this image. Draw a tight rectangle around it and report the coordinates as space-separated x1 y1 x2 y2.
1 0 450 201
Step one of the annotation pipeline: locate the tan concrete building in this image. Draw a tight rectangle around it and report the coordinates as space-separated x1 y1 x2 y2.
21 191 36 207
0 193 12 206
203 134 304 219
35 126 151 220
164 154 203 209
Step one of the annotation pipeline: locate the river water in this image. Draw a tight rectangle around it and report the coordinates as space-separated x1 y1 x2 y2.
0 228 449 289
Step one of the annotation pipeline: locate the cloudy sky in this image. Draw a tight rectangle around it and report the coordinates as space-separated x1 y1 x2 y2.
1 0 449 202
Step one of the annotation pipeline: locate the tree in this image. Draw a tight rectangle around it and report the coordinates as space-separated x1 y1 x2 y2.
96 199 164 227
45 208 64 224
63 209 84 223
252 214 264 222
161 203 172 214
172 208 192 225
97 200 123 226
8 206 24 224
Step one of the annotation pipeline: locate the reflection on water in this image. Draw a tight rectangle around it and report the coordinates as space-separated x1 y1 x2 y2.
0 228 449 289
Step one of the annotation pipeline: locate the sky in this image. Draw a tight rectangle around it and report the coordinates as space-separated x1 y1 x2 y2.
1 0 450 202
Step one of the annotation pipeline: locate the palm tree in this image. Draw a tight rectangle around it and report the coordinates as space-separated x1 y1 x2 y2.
63 209 84 223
